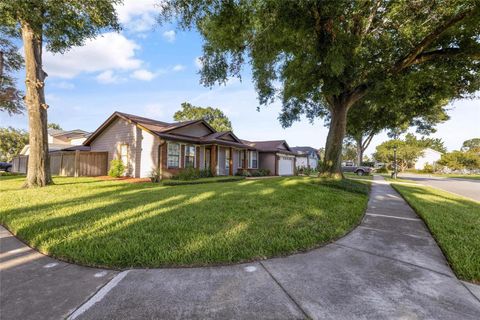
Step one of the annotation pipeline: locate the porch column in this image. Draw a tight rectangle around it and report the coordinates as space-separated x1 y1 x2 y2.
229 147 233 176
243 150 248 169
210 145 217 176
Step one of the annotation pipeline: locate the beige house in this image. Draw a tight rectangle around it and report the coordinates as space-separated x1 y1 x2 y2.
242 140 296 176
20 129 90 155
83 112 260 178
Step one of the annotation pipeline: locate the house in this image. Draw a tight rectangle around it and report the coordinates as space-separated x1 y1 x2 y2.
414 148 443 170
291 146 320 170
83 112 260 178
20 129 91 155
241 140 296 176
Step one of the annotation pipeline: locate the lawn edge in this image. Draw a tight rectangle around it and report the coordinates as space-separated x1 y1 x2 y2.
390 183 480 285
1 179 371 271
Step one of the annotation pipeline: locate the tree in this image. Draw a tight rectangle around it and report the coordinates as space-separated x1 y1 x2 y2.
438 150 480 170
0 30 24 115
346 84 450 165
373 139 424 172
160 1 480 176
1 1 120 187
0 127 29 162
461 138 480 152
341 140 357 162
173 102 233 132
47 123 62 130
404 133 447 154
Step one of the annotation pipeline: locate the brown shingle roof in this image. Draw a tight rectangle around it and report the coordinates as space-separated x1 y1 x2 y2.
84 112 254 149
242 140 294 154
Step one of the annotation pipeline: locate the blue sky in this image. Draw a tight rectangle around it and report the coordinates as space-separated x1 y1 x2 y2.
1 0 479 156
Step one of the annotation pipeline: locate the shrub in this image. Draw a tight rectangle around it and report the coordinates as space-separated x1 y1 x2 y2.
251 169 270 177
149 168 161 183
236 169 251 177
108 159 125 178
376 166 389 174
421 164 434 173
175 167 198 180
198 169 213 178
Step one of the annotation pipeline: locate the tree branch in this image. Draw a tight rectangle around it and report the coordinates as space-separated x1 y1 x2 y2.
412 48 480 64
392 7 476 72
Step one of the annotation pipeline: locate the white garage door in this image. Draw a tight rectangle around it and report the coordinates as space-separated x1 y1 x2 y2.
278 156 294 175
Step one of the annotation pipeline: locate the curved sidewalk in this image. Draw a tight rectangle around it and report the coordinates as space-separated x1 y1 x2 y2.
1 176 479 319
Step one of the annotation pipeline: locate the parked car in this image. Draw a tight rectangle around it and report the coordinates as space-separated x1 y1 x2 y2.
341 161 373 176
0 162 12 172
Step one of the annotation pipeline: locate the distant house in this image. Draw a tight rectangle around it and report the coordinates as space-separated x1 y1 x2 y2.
242 140 296 176
291 146 320 170
20 129 91 155
414 148 443 170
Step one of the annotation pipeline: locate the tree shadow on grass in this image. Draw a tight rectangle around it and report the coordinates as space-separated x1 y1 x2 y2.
2 177 370 268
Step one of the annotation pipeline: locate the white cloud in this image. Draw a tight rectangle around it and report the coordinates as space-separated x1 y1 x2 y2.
131 69 156 81
172 64 186 72
162 30 176 42
52 81 75 89
115 0 161 32
194 57 203 69
44 32 142 79
96 70 124 84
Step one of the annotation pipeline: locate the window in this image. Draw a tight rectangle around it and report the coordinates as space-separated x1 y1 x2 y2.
167 143 180 168
120 144 128 166
185 145 196 168
249 151 258 169
225 148 230 172
239 150 245 168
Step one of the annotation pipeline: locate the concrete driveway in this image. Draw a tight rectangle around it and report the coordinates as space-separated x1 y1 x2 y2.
1 176 479 319
399 173 480 202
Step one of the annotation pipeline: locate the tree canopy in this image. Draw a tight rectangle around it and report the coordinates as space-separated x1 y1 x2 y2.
374 133 447 171
462 138 480 152
47 123 63 130
173 102 233 132
0 127 28 162
0 31 24 115
0 0 120 187
160 0 480 175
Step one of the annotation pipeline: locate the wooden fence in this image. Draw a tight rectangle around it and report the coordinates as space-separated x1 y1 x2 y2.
11 151 108 177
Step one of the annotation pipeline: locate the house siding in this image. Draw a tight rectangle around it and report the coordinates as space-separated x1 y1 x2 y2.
139 129 161 178
90 117 138 176
259 152 276 175
169 122 212 137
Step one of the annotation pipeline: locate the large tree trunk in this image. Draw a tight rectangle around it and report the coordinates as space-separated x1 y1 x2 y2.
21 22 51 187
322 100 349 177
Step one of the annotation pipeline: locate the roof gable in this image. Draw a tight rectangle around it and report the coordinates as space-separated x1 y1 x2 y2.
167 121 215 137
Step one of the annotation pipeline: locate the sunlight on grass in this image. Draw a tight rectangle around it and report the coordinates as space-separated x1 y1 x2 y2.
392 183 480 283
0 176 369 268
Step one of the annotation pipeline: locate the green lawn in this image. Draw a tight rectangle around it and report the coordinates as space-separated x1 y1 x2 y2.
391 183 480 283
344 172 373 180
431 173 480 180
0 175 369 268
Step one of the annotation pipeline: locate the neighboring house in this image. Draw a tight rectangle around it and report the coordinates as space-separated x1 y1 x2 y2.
20 129 91 155
242 140 296 176
414 148 443 170
291 146 320 170
83 112 260 178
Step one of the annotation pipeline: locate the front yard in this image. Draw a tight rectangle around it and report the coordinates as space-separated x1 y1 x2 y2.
0 175 369 268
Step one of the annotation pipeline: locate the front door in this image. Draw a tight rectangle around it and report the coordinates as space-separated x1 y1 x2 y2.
205 148 211 169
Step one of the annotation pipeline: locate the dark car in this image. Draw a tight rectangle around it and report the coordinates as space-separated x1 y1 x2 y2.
0 162 12 172
342 161 373 176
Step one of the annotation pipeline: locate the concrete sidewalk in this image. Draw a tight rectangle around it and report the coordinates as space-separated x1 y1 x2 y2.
2 176 479 319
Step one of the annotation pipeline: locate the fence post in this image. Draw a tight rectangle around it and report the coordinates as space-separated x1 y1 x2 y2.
74 150 80 177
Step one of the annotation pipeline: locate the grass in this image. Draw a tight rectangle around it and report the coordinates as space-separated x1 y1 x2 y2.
0 175 369 268
431 173 480 180
391 182 480 283
344 172 373 180
163 176 244 186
